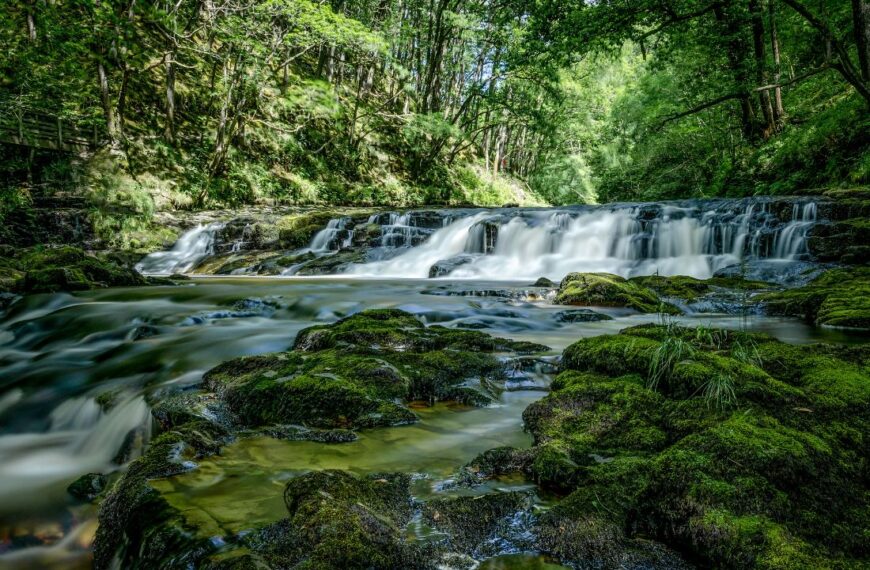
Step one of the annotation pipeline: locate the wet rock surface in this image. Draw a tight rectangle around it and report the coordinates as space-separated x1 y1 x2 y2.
465 323 870 569
0 246 149 294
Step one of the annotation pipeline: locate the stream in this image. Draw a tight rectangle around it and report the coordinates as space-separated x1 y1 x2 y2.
1 198 866 568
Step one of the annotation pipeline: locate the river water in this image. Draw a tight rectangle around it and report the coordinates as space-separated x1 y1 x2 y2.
1 197 864 568
1 274 865 568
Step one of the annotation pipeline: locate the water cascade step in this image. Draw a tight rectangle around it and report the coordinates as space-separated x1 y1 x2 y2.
137 197 823 280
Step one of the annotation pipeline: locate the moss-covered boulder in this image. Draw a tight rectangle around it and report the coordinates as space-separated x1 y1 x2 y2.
423 492 536 558
203 309 548 430
497 324 869 568
276 211 344 249
759 266 870 329
629 274 771 302
0 245 149 294
249 470 424 569
555 273 680 314
94 420 229 569
808 218 870 264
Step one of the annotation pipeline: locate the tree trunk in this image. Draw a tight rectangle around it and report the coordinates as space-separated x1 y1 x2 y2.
854 0 870 82
97 55 119 147
165 52 176 144
750 0 776 136
782 0 870 105
769 0 785 125
26 2 36 41
714 5 758 138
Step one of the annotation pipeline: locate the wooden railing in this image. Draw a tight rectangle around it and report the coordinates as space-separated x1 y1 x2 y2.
0 111 103 152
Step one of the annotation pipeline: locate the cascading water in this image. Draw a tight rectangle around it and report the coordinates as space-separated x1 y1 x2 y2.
773 202 817 259
309 217 354 252
349 199 819 280
0 395 151 514
136 222 225 274
136 198 821 280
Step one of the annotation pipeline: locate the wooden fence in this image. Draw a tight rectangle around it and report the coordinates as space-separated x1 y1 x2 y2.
0 111 102 152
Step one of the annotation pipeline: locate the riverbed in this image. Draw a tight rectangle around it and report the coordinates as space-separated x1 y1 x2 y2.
0 276 866 568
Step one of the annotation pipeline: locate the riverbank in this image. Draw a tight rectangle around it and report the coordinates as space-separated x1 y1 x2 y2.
1 192 869 568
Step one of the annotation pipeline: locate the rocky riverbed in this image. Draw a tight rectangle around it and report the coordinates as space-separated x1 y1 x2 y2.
0 192 869 569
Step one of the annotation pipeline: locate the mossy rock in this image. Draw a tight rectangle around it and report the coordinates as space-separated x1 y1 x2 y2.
293 249 367 275
555 273 680 314
6 245 149 293
423 492 535 556
503 323 870 568
276 211 343 249
203 309 548 429
94 420 229 569
759 266 870 329
0 265 25 293
243 470 425 569
630 274 772 302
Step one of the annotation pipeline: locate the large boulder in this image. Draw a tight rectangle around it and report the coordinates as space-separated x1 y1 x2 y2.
479 324 870 568
203 309 548 429
759 266 870 329
555 272 679 314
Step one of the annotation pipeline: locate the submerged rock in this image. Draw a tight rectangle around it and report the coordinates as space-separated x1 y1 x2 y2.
555 272 679 314
553 309 613 323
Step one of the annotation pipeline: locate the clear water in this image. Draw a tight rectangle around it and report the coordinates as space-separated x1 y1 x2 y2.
0 277 866 567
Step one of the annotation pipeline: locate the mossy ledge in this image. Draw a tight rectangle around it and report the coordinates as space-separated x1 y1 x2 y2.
759 266 870 330
0 245 157 295
202 308 549 429
555 272 681 314
467 324 869 568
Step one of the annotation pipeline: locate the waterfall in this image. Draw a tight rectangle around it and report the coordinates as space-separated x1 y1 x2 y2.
138 198 821 280
309 217 353 252
773 202 817 259
349 200 819 280
135 222 225 275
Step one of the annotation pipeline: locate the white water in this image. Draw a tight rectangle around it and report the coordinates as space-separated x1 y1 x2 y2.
352 202 817 280
310 217 353 252
773 202 817 259
0 395 151 514
135 222 226 275
137 200 819 281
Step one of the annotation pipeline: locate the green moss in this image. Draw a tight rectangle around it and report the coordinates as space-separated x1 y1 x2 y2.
423 492 533 554
247 470 424 569
629 275 771 302
3 245 149 293
203 309 548 430
760 266 870 329
276 211 343 249
555 272 680 313
94 420 229 569
511 323 870 568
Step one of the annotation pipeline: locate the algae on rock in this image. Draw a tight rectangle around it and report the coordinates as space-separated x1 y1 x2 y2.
203 309 549 430
471 324 870 569
555 273 680 314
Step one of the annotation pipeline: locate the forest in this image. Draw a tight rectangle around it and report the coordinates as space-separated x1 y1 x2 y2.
1 0 868 219
1 2 870 570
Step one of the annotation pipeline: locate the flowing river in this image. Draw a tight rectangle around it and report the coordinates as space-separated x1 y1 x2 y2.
1 198 866 568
